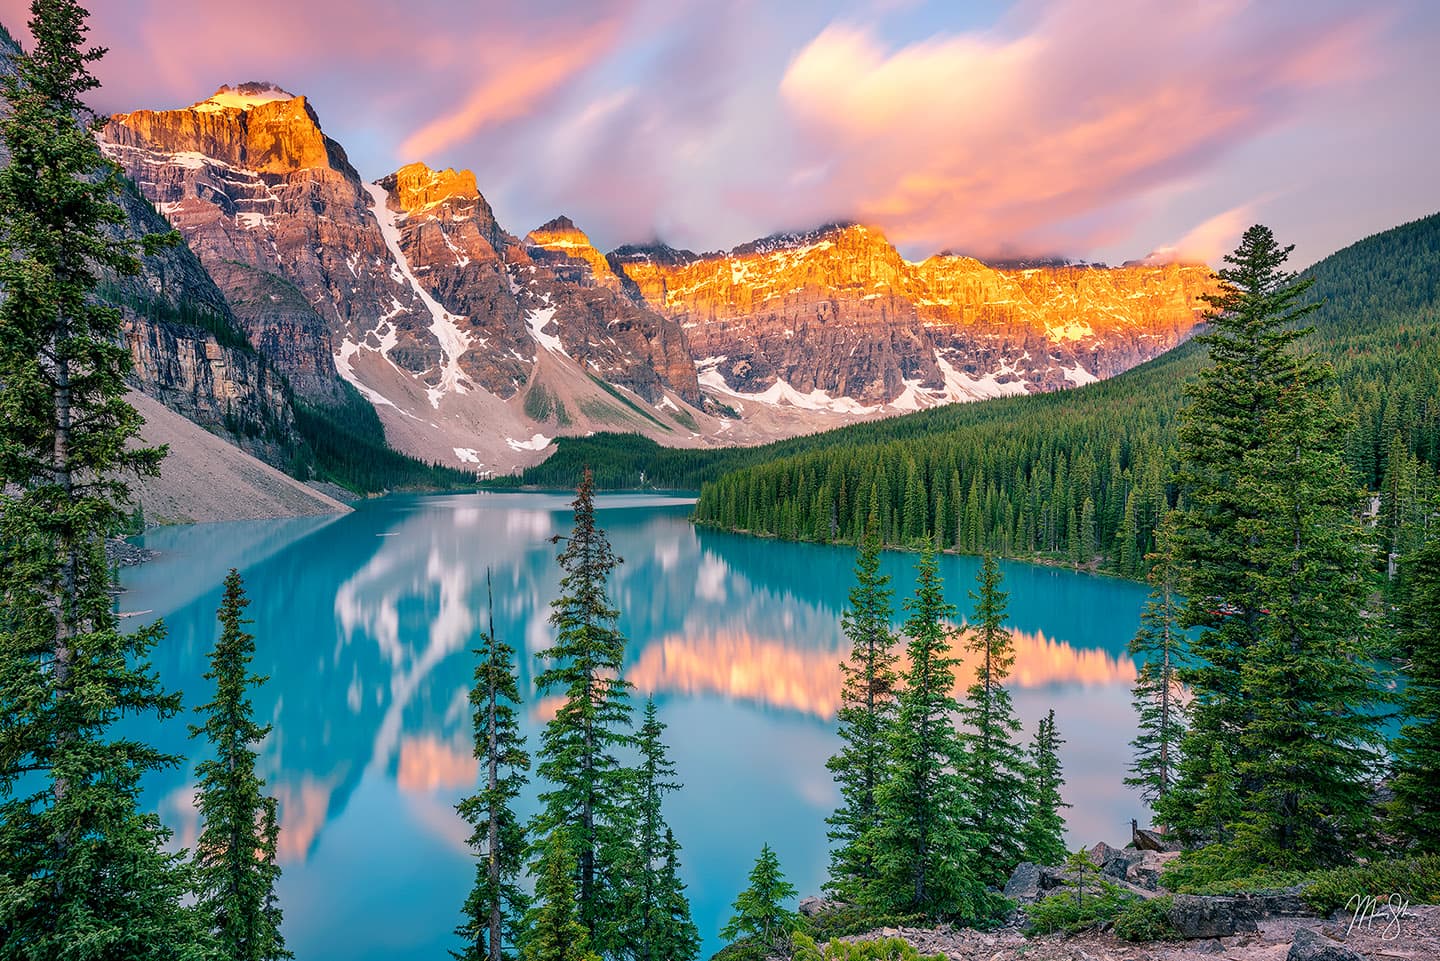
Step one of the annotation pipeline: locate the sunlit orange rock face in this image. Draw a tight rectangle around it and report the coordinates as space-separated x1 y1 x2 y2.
627 625 1136 719
613 224 1217 405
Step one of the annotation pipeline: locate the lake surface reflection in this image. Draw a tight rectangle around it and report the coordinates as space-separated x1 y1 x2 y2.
121 492 1152 960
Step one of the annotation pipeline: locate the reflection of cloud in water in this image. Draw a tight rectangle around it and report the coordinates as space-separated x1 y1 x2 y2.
273 774 342 862
695 555 728 602
397 735 477 793
630 625 1136 719
505 510 553 540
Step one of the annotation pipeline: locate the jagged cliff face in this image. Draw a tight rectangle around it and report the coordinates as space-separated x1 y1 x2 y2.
113 185 295 464
97 80 1216 473
612 224 1216 413
102 91 706 471
0 40 296 468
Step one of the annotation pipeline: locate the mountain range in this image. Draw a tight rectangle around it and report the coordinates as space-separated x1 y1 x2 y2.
87 80 1218 481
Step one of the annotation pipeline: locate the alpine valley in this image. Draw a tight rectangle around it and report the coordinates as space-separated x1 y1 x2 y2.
95 81 1218 483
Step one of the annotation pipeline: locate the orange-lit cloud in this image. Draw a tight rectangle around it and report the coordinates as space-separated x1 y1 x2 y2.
775 1 1381 256
2 0 1426 265
398 23 624 161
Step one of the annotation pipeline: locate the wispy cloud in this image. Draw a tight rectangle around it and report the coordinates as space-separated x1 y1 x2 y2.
0 0 1426 262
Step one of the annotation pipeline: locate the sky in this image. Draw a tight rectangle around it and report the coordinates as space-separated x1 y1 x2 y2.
2 0 1437 266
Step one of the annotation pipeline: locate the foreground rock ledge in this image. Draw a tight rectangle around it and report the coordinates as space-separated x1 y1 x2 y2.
821 905 1437 961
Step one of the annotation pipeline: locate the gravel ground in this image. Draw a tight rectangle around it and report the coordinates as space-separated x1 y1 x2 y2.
127 391 351 525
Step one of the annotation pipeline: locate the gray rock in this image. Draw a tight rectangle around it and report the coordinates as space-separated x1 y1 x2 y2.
1191 938 1225 955
797 896 844 918
1167 894 1261 938
1123 850 1163 890
1131 820 1183 852
1257 886 1320 919
1003 862 1043 901
1286 927 1363 961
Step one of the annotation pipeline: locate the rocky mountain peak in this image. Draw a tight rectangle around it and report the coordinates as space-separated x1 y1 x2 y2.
192 82 296 113
526 215 619 288
106 83 354 177
384 161 483 215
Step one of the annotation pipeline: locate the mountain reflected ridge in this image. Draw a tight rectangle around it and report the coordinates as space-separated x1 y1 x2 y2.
120 492 1151 961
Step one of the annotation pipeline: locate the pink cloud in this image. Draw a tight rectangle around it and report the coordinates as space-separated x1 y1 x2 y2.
398 20 624 162
774 0 1382 258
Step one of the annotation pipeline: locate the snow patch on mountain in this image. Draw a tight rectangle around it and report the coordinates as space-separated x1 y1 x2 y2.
364 181 472 409
506 434 553 452
698 368 879 415
525 305 567 356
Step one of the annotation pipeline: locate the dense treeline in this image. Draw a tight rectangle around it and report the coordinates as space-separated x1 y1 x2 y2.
290 383 477 494
691 213 1440 574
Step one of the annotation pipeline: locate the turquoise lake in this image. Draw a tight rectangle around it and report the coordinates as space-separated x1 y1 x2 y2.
119 492 1153 960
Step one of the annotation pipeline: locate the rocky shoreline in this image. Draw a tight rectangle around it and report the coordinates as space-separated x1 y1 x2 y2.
796 839 1437 961
106 536 158 569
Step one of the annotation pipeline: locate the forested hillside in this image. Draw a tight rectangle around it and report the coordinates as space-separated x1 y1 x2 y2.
690 214 1440 573
523 214 1440 574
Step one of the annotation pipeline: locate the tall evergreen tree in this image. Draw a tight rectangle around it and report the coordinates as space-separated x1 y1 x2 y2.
1165 225 1384 866
1391 541 1440 852
719 844 799 953
646 829 700 961
871 548 983 918
531 469 635 954
521 830 599 961
455 571 531 961
958 555 1031 886
1125 518 1187 814
1021 709 1069 868
190 571 288 961
825 513 899 904
0 3 194 956
621 700 697 961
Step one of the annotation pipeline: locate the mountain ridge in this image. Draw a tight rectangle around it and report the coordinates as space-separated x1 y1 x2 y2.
95 79 1218 476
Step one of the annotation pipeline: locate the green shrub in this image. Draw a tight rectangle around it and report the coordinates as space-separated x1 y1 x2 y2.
790 932 945 961
1112 896 1179 942
801 906 926 942
1163 852 1440 915
1024 883 1134 936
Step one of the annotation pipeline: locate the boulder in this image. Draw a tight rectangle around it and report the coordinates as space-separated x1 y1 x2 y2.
1286 927 1363 961
1124 851 1166 890
1089 841 1143 881
1003 862 1043 901
1131 820 1183 853
797 896 844 918
1167 894 1261 938
1257 887 1320 919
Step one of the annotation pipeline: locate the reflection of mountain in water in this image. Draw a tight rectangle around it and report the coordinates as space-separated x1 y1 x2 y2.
124 493 1146 866
629 625 1136 720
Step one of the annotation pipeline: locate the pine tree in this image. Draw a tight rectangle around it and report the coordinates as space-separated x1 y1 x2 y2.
1391 541 1440 852
0 3 195 956
531 469 636 954
1167 225 1384 865
719 844 799 952
521 830 599 961
825 513 899 904
958 555 1031 886
455 571 531 961
191 571 288 960
871 548 984 918
1125 519 1187 814
621 699 697 961
646 829 700 961
1021 710 1069 868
